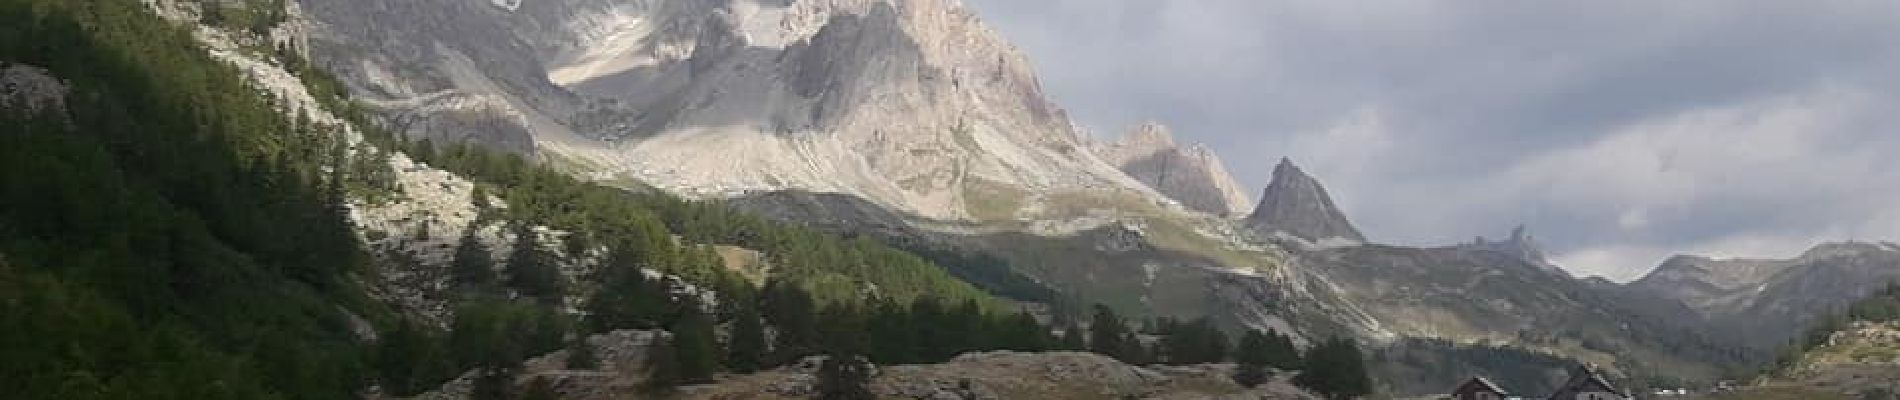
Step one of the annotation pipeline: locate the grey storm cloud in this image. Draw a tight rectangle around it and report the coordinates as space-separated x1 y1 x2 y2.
962 0 1900 280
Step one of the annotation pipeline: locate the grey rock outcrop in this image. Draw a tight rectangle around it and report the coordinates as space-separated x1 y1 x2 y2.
1455 225 1564 275
0 62 68 117
1094 121 1254 217
392 330 670 400
1245 158 1365 244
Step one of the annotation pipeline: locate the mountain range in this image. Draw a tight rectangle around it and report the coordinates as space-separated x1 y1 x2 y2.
7 0 1899 398
291 0 1900 395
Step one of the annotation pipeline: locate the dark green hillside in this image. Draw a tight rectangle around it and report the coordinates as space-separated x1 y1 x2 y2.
0 0 376 397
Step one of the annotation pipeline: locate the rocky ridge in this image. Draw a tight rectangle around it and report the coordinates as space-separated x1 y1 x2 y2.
140 1 1324 399
1291 243 1738 386
301 0 1166 221
145 0 734 327
1093 121 1254 217
1453 225 1564 276
272 0 1829 394
1626 241 1900 349
298 0 1341 345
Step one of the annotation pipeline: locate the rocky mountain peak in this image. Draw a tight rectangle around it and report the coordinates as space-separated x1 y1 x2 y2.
1245 158 1365 244
1633 242 1899 293
1457 224 1563 275
304 0 1164 221
1092 121 1252 216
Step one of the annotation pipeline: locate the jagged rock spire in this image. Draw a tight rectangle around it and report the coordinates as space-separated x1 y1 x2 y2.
1462 224 1563 275
1244 158 1365 243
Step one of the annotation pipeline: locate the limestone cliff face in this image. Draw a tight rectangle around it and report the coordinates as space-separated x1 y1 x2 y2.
301 0 1159 221
1093 122 1253 217
1244 159 1365 244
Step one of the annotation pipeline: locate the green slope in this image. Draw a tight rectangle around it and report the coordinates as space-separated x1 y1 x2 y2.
0 0 375 397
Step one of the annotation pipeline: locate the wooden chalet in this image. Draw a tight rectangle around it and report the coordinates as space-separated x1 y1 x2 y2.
1451 364 1631 400
1545 364 1630 400
1450 376 1511 400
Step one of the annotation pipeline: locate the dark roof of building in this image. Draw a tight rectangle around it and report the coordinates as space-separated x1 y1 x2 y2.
1551 364 1628 398
1453 376 1511 396
1457 365 1633 400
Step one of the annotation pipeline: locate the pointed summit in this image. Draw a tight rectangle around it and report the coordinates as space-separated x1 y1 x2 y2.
1093 121 1253 216
1244 159 1365 243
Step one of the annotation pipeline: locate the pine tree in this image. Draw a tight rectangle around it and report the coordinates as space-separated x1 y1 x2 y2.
1293 337 1372 400
566 337 599 370
866 300 914 364
376 320 454 396
644 332 681 392
670 305 720 384
1235 363 1269 388
1088 304 1127 359
1237 330 1271 366
727 305 768 373
1058 321 1086 351
818 303 869 356
452 224 496 291
1118 330 1151 365
1234 329 1272 388
1267 329 1304 370
505 224 564 305
948 300 984 355
998 312 1049 352
910 298 951 361
1338 338 1372 398
1160 318 1230 365
585 255 674 332
762 281 819 361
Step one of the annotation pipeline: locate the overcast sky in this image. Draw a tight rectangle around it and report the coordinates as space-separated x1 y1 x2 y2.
962 0 1900 281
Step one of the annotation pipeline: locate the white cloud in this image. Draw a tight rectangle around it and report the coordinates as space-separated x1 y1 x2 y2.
1488 85 1896 279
